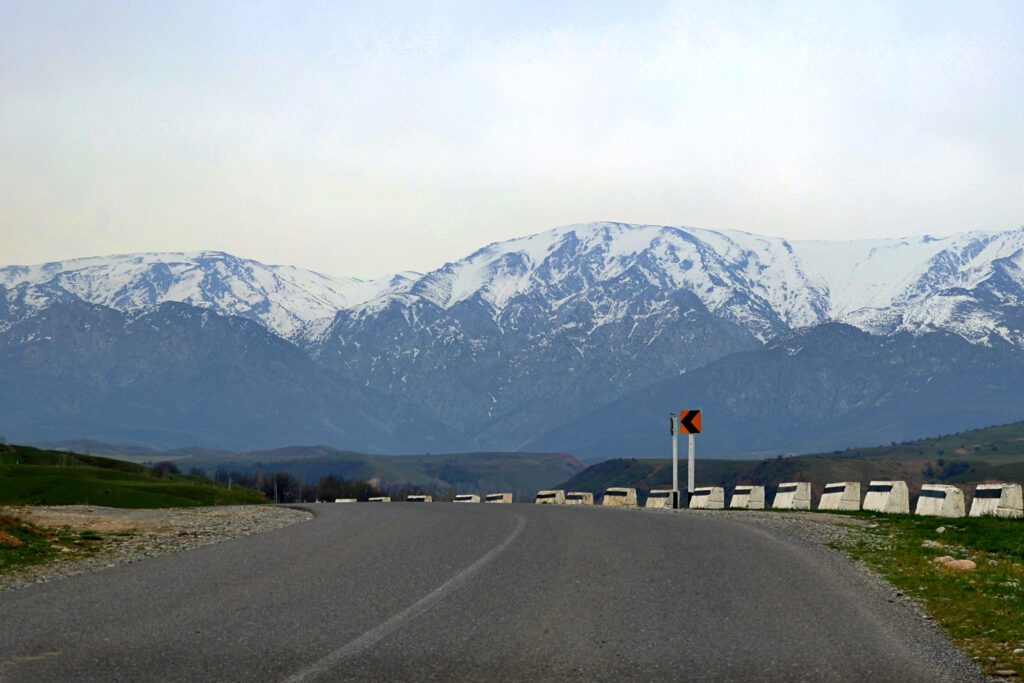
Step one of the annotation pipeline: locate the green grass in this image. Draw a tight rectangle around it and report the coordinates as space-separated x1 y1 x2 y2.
0 513 104 574
0 444 265 508
835 421 1024 464
834 513 1024 676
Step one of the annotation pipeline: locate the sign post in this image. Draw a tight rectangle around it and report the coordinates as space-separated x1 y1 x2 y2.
688 432 696 506
679 410 702 508
670 414 680 509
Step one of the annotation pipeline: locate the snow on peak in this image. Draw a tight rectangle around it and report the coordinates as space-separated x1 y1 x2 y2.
3 222 1023 346
0 251 412 340
364 221 1024 344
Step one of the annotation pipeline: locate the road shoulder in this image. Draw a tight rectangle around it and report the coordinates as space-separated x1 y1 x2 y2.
0 504 310 592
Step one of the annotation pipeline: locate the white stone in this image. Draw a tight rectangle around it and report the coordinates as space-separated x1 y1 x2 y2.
535 490 565 504
818 482 861 511
862 481 910 514
644 490 676 509
772 482 811 510
969 484 1024 519
689 487 725 509
915 484 966 518
565 492 595 505
729 486 765 509
601 487 638 507
484 492 513 504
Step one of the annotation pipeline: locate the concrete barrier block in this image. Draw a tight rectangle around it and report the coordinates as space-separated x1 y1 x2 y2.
817 482 861 511
644 490 676 509
915 484 966 518
407 495 433 503
729 486 765 509
368 496 391 503
485 493 513 504
535 490 565 504
689 487 725 509
602 487 638 507
969 483 1024 519
453 494 481 503
334 498 356 503
862 481 909 514
565 492 595 505
772 482 811 510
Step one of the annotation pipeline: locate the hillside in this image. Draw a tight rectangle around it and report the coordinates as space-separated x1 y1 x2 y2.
531 325 1024 458
90 445 586 500
556 420 1024 500
0 444 264 507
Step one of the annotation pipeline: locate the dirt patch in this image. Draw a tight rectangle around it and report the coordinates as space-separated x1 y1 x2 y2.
0 530 23 548
3 506 181 533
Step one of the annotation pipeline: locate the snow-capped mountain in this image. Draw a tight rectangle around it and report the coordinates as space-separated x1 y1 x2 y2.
2 221 1023 454
5 223 1024 345
0 251 418 340
311 222 1024 447
353 221 1024 345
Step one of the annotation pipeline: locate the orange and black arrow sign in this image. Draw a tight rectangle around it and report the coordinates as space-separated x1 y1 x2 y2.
679 410 702 434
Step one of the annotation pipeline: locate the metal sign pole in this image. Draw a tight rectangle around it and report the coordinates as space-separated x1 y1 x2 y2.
687 433 696 507
671 414 680 509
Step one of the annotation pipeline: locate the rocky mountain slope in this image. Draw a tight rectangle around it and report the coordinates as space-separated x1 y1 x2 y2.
3 221 1023 455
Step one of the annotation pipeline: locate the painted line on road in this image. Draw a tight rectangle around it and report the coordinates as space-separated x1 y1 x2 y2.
281 512 527 683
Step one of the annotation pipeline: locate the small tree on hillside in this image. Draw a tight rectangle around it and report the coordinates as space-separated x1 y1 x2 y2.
152 461 181 478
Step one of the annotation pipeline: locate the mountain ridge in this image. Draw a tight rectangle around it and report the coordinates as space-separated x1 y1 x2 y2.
3 221 1024 457
6 222 1024 347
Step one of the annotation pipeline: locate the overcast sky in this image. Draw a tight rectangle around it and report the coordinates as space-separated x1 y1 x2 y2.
1 1 1022 277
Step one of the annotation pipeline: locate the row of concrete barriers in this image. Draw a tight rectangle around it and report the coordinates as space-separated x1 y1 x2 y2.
530 482 1023 518
334 481 1023 519
334 493 513 504
686 481 1023 519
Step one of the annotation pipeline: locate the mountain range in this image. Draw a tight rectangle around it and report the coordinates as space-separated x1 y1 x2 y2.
3 221 1023 457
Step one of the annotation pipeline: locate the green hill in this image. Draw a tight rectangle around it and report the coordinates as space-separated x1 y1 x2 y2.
77 444 587 501
557 420 1024 498
0 444 265 508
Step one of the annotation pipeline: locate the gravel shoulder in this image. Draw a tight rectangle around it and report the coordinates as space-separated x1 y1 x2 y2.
0 504 311 592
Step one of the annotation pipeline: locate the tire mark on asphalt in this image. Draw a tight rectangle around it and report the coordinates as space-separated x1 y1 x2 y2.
281 512 527 683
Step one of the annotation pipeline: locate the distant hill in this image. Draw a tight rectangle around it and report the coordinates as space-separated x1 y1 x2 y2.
556 420 1024 503
0 444 264 508
56 443 587 501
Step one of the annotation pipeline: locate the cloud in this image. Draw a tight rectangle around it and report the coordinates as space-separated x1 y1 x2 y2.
1 1 1022 275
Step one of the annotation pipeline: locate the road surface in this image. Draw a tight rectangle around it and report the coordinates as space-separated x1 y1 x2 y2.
0 504 980 682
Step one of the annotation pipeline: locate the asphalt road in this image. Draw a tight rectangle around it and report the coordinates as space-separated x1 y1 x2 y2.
0 504 981 682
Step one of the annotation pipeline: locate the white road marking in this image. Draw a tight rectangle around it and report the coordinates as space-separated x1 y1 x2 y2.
281 513 527 683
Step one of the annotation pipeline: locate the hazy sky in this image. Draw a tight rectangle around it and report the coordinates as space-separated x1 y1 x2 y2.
2 1 1022 277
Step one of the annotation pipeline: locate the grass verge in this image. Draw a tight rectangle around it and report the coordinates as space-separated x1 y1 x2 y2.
0 444 266 508
833 513 1024 677
0 513 105 575
0 464 266 507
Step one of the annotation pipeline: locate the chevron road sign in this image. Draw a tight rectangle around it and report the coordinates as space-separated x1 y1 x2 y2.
679 410 702 434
